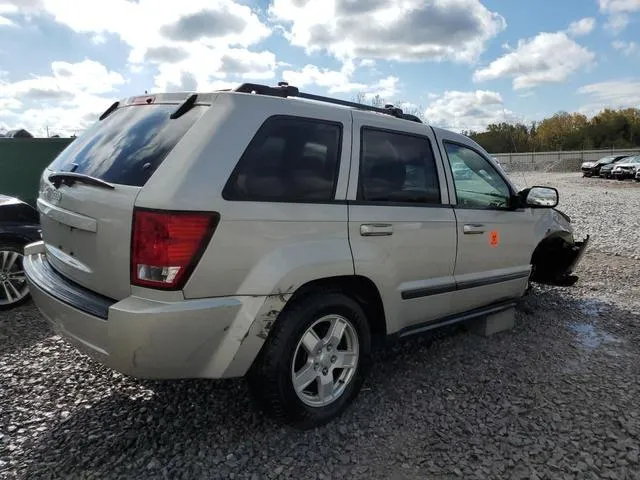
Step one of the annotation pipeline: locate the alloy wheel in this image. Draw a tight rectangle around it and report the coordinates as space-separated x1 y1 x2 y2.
291 314 359 408
0 249 29 307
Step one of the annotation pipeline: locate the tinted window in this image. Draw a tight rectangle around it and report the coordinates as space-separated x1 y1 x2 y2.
444 143 511 209
358 129 441 204
49 104 207 187
223 117 342 202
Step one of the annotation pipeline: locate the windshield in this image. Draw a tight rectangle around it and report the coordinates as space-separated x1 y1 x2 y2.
48 104 207 187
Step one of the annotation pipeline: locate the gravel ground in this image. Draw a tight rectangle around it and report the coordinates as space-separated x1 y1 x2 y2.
1 173 639 480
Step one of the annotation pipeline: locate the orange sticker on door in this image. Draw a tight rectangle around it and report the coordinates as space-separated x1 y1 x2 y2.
489 230 500 247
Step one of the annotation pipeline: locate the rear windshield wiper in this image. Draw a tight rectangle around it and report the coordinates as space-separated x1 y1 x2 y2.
48 172 115 190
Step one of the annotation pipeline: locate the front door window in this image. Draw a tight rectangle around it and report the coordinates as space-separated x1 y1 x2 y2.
443 143 511 210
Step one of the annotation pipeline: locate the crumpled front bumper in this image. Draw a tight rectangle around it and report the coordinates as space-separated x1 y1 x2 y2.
531 235 590 286
565 235 590 275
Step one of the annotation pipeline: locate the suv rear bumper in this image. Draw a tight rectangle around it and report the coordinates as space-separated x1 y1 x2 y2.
24 241 274 380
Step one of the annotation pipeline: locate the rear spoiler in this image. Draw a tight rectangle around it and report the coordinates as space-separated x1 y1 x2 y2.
98 92 218 121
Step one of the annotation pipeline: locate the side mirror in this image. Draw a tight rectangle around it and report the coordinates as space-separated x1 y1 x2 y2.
524 186 559 208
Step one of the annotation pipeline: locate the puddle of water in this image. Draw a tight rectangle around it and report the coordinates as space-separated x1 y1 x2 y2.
569 323 621 349
563 322 625 374
578 299 604 317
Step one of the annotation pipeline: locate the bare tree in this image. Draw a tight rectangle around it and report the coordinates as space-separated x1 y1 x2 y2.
352 91 425 121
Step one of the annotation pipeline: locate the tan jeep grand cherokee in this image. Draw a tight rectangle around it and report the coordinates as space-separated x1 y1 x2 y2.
24 83 588 429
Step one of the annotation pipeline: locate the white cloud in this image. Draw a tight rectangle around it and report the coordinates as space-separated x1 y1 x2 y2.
578 79 640 114
282 61 365 93
0 59 126 136
423 90 518 132
605 13 630 33
612 40 640 55
0 3 17 25
2 95 108 137
16 0 271 60
473 32 595 90
282 58 399 100
0 97 21 110
598 0 640 14
2 0 276 91
0 2 18 15
598 0 640 34
90 33 107 45
269 0 506 63
152 46 277 92
364 76 400 100
567 17 596 36
1 59 125 98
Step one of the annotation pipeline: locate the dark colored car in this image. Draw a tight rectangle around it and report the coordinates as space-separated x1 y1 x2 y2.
599 156 631 178
0 194 40 309
582 155 628 177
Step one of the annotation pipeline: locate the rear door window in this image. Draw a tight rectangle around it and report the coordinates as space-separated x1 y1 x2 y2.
223 116 342 202
358 128 441 204
48 104 207 187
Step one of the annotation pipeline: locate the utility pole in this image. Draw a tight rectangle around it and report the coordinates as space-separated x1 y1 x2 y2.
46 125 49 138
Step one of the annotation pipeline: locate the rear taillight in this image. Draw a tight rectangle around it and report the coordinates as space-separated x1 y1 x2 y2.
131 208 219 290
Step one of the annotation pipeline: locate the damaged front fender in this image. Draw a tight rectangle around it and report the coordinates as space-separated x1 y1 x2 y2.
529 208 590 286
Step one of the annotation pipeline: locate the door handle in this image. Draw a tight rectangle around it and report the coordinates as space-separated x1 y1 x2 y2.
463 224 486 235
360 224 393 236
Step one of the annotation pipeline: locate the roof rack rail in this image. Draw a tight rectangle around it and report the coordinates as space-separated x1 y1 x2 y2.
233 82 423 123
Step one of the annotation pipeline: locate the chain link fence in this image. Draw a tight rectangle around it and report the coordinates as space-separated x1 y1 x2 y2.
492 148 640 173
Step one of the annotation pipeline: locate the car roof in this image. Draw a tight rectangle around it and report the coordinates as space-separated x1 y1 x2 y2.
113 83 477 153
117 82 425 127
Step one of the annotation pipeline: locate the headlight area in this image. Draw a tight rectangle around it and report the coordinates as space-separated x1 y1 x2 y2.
530 235 590 287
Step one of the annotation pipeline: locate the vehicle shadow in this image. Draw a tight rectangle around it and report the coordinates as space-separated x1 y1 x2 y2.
20 286 640 479
0 301 54 356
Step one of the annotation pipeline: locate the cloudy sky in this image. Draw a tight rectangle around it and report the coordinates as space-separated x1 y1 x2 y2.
1 0 639 136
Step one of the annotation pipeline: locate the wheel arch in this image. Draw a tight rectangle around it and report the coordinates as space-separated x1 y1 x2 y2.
530 231 577 283
0 233 31 247
285 275 388 344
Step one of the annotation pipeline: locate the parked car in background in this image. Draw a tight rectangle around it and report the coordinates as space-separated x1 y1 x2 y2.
635 166 640 182
582 155 629 177
0 194 40 309
612 155 640 180
600 156 633 178
23 83 588 428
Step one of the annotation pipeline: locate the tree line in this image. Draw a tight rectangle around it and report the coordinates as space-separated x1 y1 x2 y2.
463 109 640 153
354 92 640 154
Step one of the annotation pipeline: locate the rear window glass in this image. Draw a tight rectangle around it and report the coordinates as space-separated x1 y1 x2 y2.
48 104 207 187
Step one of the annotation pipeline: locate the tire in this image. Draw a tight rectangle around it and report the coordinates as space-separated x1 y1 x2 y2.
0 243 30 310
247 291 372 430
